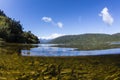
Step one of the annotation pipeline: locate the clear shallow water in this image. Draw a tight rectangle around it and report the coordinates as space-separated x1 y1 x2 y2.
21 44 120 56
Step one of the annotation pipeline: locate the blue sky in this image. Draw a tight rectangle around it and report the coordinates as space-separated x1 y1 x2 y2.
0 0 120 39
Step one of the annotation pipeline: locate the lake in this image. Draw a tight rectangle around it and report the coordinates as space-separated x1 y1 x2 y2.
21 44 120 56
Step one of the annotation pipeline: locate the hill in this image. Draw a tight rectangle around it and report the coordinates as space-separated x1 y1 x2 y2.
40 39 52 44
50 33 120 50
0 10 39 43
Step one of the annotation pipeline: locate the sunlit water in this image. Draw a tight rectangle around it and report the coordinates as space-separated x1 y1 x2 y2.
21 44 120 56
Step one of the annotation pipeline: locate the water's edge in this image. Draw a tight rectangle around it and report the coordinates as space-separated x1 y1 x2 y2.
21 44 120 56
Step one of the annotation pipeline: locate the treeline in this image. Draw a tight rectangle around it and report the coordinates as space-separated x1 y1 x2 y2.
0 10 39 43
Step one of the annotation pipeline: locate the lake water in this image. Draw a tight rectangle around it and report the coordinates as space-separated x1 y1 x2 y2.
21 44 120 56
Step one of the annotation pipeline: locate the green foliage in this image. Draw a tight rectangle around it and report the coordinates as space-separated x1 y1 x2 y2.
0 10 6 17
23 31 40 44
0 9 39 43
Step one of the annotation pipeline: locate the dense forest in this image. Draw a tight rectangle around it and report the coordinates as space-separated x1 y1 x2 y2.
50 33 120 50
0 10 40 43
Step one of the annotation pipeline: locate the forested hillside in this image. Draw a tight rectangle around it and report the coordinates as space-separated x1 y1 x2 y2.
50 33 120 50
0 10 39 43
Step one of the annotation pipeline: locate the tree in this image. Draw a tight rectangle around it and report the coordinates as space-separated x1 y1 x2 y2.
23 31 40 43
0 9 40 43
0 10 6 17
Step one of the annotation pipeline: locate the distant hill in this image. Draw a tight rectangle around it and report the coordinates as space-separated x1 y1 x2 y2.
50 33 113 44
50 33 120 50
40 39 52 44
0 9 39 43
112 33 120 36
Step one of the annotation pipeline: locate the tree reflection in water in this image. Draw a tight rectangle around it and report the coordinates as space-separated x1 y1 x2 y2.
0 43 38 56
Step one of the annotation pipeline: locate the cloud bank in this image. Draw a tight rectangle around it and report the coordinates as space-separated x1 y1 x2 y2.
42 16 63 28
99 7 114 26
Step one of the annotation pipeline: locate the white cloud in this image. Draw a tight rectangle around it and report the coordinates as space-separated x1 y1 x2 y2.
57 22 63 28
40 33 65 40
41 16 63 28
99 7 114 26
41 16 52 22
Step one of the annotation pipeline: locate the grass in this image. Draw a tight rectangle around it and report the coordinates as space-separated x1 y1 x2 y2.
0 52 120 80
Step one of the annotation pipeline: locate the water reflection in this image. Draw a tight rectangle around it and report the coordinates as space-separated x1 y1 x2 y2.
1 43 120 56
0 43 37 55
22 44 120 56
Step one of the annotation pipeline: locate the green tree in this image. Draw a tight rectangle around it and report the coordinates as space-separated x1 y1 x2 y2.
0 10 6 17
0 9 40 43
23 31 40 43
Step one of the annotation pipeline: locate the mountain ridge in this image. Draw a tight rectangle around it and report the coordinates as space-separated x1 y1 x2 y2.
49 33 120 50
